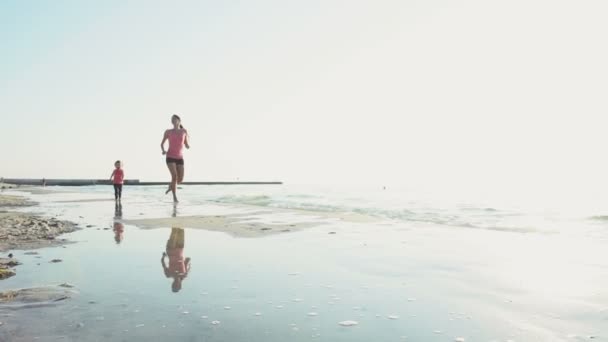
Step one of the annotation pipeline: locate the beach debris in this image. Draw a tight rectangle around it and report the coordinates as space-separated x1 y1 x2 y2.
338 320 358 327
86 225 93 228
24 252 39 255
0 285 74 307
88 301 97 304
58 283 75 288
0 269 16 280
387 315 399 320
308 312 318 316
0 257 20 279
328 232 336 234
7 253 13 258
50 259 63 263
211 320 221 325
76 322 84 328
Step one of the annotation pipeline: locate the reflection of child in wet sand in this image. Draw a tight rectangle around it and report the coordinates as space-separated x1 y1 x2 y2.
113 221 124 244
161 228 191 292
113 203 124 244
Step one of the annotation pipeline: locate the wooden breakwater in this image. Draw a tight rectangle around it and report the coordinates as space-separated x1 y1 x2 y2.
0 179 282 186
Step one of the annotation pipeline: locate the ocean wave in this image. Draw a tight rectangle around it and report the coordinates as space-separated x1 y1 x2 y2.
211 194 537 233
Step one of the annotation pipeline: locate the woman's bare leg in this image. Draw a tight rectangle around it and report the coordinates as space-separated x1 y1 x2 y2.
177 164 185 184
166 163 179 202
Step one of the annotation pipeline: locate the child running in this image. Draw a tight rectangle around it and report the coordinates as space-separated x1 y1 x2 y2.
109 160 124 202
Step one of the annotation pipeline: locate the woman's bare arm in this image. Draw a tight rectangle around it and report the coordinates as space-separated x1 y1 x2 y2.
184 130 190 149
161 130 169 154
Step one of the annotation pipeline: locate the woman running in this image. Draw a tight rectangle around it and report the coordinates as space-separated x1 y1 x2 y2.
160 114 190 202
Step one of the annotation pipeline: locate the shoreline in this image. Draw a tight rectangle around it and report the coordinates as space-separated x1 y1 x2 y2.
0 193 78 279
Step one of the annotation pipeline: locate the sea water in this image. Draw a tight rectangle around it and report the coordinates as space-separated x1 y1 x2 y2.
0 184 606 341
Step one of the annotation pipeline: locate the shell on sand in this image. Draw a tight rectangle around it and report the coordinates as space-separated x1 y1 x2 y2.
338 320 358 327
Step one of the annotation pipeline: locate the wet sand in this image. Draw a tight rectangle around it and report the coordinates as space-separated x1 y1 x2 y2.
0 194 78 278
123 206 378 238
123 214 319 238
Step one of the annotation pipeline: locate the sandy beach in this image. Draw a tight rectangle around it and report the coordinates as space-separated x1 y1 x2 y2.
123 206 377 238
0 193 77 279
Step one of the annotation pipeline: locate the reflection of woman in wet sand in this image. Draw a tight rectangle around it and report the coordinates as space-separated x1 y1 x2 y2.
161 228 191 293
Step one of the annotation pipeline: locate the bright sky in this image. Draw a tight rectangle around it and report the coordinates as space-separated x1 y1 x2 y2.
1 0 607 194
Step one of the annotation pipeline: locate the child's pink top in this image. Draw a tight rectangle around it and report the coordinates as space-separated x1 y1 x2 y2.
167 129 186 159
167 248 186 274
112 169 124 184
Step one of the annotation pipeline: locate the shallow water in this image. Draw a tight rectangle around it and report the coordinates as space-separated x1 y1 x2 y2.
0 185 607 341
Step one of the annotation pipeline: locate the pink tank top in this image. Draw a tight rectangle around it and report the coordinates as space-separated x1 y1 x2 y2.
113 169 124 184
167 130 186 159
167 248 186 274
